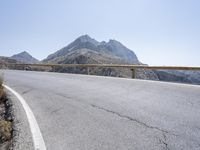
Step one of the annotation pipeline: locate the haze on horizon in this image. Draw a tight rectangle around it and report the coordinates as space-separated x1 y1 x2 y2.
0 0 199 66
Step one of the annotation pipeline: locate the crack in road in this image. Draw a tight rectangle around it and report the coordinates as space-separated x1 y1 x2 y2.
159 138 170 150
51 107 63 114
158 133 170 150
90 104 175 149
21 88 35 95
90 104 169 134
55 93 72 99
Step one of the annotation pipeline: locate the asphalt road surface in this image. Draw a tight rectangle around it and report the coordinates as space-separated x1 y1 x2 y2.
3 70 200 150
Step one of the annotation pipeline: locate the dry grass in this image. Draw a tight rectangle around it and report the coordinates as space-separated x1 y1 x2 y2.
0 90 3 101
0 76 2 86
0 120 12 142
0 76 3 100
0 75 3 86
0 74 12 144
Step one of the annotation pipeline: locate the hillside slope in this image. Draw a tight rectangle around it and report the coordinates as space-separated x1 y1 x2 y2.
154 70 200 85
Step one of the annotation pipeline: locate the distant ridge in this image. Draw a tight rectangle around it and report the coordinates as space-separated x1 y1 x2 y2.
11 51 39 64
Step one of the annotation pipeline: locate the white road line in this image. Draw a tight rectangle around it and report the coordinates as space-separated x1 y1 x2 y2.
4 85 46 150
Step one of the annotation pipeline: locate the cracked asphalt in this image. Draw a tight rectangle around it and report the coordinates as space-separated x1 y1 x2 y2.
3 70 200 150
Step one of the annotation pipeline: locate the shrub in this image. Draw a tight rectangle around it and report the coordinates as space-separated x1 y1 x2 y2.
0 75 3 99
0 121 12 142
0 76 2 86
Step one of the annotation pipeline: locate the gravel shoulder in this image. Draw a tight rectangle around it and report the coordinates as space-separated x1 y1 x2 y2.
5 89 34 150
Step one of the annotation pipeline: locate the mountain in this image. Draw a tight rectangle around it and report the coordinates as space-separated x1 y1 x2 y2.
43 35 139 64
43 35 158 80
43 35 200 84
0 56 20 70
11 51 39 64
0 56 19 64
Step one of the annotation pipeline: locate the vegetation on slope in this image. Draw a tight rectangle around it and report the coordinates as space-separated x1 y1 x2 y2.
0 75 13 150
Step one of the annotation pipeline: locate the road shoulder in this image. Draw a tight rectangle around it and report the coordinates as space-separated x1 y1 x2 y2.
5 89 34 150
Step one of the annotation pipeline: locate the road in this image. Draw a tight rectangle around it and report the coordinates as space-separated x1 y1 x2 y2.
3 70 200 150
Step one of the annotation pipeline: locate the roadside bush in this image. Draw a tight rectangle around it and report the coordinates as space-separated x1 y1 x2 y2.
0 76 3 99
0 73 12 149
0 120 12 142
0 76 2 86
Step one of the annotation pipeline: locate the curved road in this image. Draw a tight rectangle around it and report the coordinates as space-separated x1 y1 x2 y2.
4 70 200 150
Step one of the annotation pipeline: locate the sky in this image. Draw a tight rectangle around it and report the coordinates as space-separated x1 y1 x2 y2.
0 0 200 66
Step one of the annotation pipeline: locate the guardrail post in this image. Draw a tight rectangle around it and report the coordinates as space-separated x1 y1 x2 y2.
87 67 90 75
52 66 55 72
23 65 26 70
131 68 136 79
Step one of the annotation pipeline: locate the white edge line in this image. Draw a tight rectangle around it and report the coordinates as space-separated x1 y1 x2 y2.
3 84 46 150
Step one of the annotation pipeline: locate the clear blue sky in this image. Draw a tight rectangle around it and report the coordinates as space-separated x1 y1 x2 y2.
0 0 199 66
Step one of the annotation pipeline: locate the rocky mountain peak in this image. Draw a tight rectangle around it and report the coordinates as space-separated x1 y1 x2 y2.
104 39 139 63
11 51 39 64
75 34 99 46
44 35 139 64
108 39 119 43
16 51 30 57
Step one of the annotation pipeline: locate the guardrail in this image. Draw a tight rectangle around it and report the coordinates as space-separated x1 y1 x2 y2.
2 63 200 78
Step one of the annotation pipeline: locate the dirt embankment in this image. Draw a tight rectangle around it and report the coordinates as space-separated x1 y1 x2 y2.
0 77 13 150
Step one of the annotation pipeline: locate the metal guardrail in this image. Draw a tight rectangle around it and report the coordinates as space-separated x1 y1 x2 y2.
2 63 200 78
